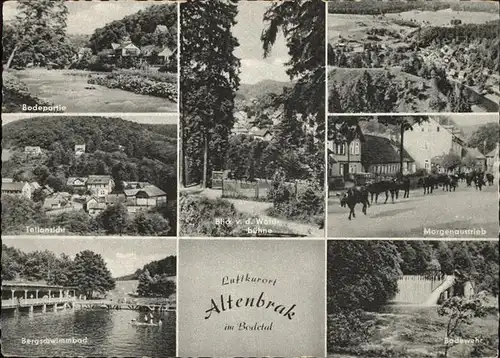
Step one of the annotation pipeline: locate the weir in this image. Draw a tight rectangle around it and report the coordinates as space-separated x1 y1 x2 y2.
392 274 460 305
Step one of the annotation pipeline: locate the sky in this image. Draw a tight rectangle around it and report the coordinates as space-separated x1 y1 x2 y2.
1 113 178 126
233 2 291 84
2 1 160 35
3 237 177 278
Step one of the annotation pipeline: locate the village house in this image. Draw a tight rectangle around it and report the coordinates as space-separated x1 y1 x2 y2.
29 182 42 192
85 197 107 217
77 47 92 60
75 144 86 157
86 175 114 197
67 177 88 191
362 134 416 175
43 196 65 211
251 128 273 141
111 35 141 57
328 134 364 179
42 185 54 196
24 146 42 157
404 117 465 172
124 185 167 213
1 182 32 199
485 143 499 173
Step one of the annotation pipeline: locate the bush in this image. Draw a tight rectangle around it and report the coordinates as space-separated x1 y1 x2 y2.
267 170 324 223
179 194 245 236
87 72 177 101
327 310 373 350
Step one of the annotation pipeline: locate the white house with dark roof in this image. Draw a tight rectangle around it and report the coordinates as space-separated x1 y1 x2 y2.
24 146 42 157
1 182 32 199
74 144 86 157
67 177 88 191
124 185 167 212
86 175 114 197
85 197 107 217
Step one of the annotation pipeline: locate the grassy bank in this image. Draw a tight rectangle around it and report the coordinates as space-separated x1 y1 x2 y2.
2 71 55 112
328 305 499 358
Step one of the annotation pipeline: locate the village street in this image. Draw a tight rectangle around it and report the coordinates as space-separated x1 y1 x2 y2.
328 184 498 238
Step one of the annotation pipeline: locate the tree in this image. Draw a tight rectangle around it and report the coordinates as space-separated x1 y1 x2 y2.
71 250 115 298
327 240 401 312
132 212 170 236
261 0 325 182
468 122 499 155
97 203 129 235
438 293 488 358
441 153 461 172
181 0 240 188
6 0 73 69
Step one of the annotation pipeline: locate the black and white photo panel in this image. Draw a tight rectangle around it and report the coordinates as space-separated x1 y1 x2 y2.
180 0 326 237
2 1 178 113
326 239 499 358
327 113 499 238
1 113 177 237
327 0 500 113
1 237 177 357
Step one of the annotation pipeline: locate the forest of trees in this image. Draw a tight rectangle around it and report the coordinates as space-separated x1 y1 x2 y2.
88 4 177 54
328 0 500 15
116 255 176 281
2 245 116 299
1 117 177 236
329 68 471 113
117 255 177 298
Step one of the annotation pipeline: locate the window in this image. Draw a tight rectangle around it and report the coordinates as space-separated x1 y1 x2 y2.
353 141 360 155
437 127 440 132
423 141 429 150
339 165 343 175
425 160 430 169
421 127 425 132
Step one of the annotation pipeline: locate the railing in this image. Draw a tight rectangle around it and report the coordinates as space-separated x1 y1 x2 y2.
2 297 77 307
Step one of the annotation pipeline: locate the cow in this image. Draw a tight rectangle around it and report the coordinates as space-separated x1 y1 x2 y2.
435 173 451 190
448 174 458 192
366 180 396 204
474 172 485 191
393 176 410 199
486 173 494 186
418 176 436 194
339 186 370 220
465 172 474 187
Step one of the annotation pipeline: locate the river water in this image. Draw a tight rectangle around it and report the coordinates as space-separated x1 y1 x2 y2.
1 307 176 357
15 69 177 113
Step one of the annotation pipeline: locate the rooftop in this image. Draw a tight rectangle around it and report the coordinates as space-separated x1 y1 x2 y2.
362 135 415 165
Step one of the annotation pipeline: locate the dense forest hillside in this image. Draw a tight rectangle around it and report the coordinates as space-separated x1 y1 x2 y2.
1 116 177 236
88 4 177 53
2 116 176 196
328 0 500 15
116 255 176 281
236 79 292 101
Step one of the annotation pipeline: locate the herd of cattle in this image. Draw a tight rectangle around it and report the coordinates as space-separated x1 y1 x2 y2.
338 171 495 220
